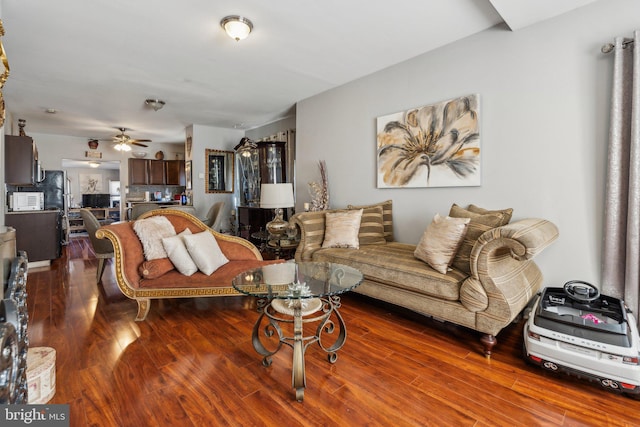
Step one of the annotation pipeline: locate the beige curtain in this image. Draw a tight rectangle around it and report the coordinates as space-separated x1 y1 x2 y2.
602 31 640 321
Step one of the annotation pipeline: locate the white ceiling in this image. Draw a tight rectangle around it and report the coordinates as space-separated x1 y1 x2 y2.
1 0 595 145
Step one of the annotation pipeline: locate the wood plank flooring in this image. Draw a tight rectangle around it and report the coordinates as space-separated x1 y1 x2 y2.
25 236 640 426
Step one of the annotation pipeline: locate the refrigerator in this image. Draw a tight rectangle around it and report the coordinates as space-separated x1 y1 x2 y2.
9 170 69 247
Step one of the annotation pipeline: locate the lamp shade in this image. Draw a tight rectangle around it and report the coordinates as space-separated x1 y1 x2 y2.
260 183 294 209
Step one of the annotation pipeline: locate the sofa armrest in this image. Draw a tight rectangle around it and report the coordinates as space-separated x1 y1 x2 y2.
291 211 329 262
470 218 559 277
460 218 559 334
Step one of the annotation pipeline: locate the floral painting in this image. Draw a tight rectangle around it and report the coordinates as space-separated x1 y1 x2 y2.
376 94 481 188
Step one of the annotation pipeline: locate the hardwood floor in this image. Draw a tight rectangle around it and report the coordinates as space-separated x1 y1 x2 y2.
26 237 640 426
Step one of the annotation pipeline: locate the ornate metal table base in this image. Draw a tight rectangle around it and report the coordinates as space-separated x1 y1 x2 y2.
251 295 347 401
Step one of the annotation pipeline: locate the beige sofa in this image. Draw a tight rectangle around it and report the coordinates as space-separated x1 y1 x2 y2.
291 201 559 357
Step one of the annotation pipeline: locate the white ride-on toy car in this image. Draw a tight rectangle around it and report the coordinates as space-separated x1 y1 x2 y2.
524 280 640 399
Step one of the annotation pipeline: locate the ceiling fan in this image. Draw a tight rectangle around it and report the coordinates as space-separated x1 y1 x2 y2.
101 127 151 151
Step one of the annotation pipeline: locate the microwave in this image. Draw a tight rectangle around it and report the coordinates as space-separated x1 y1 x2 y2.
10 192 44 211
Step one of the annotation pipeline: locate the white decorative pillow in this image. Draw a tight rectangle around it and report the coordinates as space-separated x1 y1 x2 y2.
414 213 470 274
133 216 176 260
182 231 229 275
162 229 197 276
322 209 363 249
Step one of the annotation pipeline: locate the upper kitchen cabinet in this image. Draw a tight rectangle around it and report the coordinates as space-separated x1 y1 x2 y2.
148 159 165 185
128 158 185 186
5 135 43 185
165 160 185 186
128 158 148 185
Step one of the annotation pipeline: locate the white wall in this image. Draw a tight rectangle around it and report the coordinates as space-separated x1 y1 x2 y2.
295 0 637 286
190 124 244 230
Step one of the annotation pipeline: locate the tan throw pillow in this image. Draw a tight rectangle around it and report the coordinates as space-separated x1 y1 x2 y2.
183 231 229 275
357 206 386 245
449 204 506 275
348 200 393 241
133 216 177 260
466 204 513 226
414 214 470 274
162 229 198 276
322 209 363 249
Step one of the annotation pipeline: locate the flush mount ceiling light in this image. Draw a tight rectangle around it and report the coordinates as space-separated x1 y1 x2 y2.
220 15 253 41
145 99 165 111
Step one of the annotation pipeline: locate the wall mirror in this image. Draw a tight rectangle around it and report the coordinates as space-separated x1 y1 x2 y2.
205 149 235 193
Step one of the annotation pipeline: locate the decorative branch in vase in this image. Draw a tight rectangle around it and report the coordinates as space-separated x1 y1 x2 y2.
308 160 329 211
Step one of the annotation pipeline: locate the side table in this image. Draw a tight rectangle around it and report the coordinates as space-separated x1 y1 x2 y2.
266 238 299 259
232 262 363 401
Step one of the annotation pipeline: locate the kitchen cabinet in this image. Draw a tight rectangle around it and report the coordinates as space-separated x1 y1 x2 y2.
128 158 148 185
5 211 60 262
238 141 287 206
165 160 185 186
5 135 40 185
148 160 165 185
257 141 287 184
128 158 185 186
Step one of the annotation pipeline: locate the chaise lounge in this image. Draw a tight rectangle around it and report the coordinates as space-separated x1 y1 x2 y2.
292 200 559 356
96 209 283 321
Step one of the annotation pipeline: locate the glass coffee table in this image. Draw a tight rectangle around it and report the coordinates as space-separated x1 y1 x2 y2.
232 261 363 401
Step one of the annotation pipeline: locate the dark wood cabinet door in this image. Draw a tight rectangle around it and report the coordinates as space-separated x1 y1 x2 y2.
6 211 60 261
128 159 148 185
165 160 183 185
148 160 165 185
5 135 36 185
258 141 287 184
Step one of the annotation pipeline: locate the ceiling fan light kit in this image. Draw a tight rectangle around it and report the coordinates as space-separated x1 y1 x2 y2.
145 99 165 111
114 142 132 152
220 15 253 41
104 127 151 151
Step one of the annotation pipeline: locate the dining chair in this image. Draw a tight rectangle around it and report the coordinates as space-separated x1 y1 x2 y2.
204 201 225 231
79 208 115 283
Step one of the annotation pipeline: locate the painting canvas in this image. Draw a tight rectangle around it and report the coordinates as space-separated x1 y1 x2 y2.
376 94 481 188
79 173 103 193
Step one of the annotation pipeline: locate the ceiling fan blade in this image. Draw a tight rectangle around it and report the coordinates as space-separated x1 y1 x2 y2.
130 139 151 143
131 142 149 147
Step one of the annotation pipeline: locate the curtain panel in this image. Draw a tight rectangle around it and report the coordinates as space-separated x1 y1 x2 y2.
602 31 640 321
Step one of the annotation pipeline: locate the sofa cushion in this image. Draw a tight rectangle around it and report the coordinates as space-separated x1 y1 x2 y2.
133 216 177 260
138 259 283 289
357 206 386 245
312 242 466 301
183 231 230 275
139 258 175 279
322 209 363 249
414 214 469 274
348 200 394 242
448 204 507 275
163 229 198 276
466 204 513 225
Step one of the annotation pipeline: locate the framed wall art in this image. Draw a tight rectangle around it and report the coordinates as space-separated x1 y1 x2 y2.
185 160 192 190
376 93 481 188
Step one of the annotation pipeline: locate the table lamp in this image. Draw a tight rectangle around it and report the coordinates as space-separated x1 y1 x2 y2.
260 183 294 237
